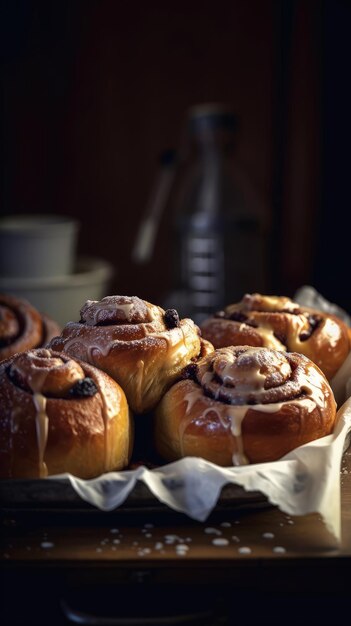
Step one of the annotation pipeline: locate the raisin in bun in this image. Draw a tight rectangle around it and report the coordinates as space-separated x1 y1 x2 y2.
0 348 133 479
0 292 61 361
154 345 337 466
49 295 213 414
200 293 351 380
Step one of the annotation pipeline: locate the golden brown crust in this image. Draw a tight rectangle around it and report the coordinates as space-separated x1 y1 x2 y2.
49 295 213 414
0 293 61 361
0 348 133 479
200 293 351 380
154 345 337 466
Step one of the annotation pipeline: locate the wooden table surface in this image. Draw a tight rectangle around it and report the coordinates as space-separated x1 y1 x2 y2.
1 445 350 625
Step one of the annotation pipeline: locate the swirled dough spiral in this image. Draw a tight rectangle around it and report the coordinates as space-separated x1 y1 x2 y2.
0 293 61 361
200 293 350 380
0 348 133 479
154 345 337 466
49 295 213 413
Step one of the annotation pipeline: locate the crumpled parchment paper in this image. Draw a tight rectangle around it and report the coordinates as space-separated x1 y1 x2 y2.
50 286 351 543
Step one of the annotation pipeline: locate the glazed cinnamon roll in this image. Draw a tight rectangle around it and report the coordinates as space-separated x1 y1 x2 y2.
200 293 351 380
0 293 61 361
49 295 213 414
154 345 337 466
0 348 133 479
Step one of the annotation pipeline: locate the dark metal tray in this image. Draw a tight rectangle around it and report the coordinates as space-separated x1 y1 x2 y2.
0 477 269 517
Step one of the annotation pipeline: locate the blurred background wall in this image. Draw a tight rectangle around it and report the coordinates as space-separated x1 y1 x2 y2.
1 0 350 311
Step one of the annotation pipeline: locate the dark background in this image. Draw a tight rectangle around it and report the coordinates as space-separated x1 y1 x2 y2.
1 0 351 311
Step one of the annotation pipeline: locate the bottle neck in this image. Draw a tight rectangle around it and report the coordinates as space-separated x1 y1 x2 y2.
172 123 238 225
189 127 235 157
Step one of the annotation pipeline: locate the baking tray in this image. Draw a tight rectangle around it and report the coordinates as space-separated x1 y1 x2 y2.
0 416 272 521
0 476 269 521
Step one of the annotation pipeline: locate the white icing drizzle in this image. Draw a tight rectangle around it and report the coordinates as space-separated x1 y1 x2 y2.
84 301 135 326
218 351 268 391
58 318 198 419
227 405 249 465
184 389 202 413
285 314 311 348
153 327 190 368
254 295 298 313
181 351 328 466
62 319 194 369
256 326 286 351
11 349 118 477
8 350 118 479
115 302 135 317
14 352 51 477
298 365 327 408
180 389 205 456
228 316 286 351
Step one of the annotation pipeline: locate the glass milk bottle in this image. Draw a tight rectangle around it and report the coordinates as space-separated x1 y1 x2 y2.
171 104 267 324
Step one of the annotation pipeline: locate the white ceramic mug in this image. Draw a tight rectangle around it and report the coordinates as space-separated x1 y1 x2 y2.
0 214 80 279
0 256 115 326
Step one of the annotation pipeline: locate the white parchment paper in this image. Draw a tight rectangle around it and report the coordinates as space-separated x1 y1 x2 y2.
49 286 351 543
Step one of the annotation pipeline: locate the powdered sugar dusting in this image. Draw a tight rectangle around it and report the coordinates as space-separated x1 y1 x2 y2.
238 546 252 554
212 538 229 546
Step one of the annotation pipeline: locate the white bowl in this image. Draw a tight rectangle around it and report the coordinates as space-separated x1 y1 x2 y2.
0 256 115 327
0 214 80 279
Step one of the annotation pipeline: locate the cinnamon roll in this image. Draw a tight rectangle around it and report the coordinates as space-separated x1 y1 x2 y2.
0 293 61 361
200 293 351 380
154 345 337 466
0 348 133 479
49 295 213 414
